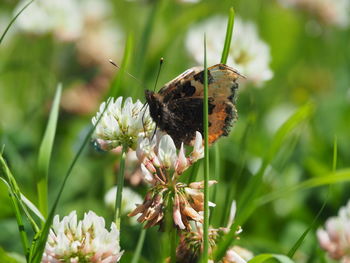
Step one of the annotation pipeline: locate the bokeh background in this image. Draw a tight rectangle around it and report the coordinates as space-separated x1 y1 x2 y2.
0 0 350 262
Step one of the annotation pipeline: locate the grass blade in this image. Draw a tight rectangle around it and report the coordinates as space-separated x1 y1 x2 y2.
287 137 336 257
37 84 62 218
201 34 209 263
0 0 34 45
131 228 146 263
0 156 30 259
220 7 235 64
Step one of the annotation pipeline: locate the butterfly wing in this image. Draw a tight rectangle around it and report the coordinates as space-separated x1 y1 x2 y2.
162 64 240 145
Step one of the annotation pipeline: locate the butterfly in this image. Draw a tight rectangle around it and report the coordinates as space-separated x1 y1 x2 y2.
145 63 242 148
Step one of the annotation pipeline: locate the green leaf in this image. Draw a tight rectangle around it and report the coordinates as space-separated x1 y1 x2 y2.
37 84 62 218
248 254 295 263
220 7 235 64
0 0 34 45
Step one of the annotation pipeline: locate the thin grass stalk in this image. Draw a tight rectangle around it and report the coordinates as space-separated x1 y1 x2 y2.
114 145 127 230
9 191 30 260
0 0 34 44
202 34 210 263
0 154 40 233
131 228 147 263
0 158 29 259
220 7 235 65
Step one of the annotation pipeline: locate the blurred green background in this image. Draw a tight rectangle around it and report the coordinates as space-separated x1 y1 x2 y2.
0 0 350 262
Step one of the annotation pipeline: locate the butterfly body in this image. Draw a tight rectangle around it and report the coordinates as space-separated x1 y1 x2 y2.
145 63 241 148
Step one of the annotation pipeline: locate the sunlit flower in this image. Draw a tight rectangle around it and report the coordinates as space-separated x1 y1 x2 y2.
105 186 143 214
278 0 350 28
92 97 155 150
14 0 83 41
129 132 213 229
42 211 123 263
186 16 273 86
317 201 350 262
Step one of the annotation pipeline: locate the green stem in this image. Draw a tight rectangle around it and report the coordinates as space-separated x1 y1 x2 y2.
202 35 210 263
114 145 127 230
168 190 176 263
9 192 30 260
131 228 147 263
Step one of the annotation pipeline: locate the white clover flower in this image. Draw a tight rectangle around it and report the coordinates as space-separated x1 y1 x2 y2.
92 97 155 150
130 131 210 229
42 211 123 263
136 131 204 180
279 0 350 28
186 16 273 87
14 0 83 41
317 200 350 262
104 186 143 214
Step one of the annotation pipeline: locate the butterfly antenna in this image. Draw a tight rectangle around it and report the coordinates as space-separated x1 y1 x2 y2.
153 57 164 92
109 59 144 87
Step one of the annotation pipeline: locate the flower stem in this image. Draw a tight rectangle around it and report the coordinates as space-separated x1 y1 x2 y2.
114 145 127 230
131 228 146 263
202 35 210 263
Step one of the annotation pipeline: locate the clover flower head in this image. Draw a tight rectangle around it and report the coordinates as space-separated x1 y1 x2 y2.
186 16 273 87
92 97 155 150
317 200 350 262
42 211 123 263
129 132 212 229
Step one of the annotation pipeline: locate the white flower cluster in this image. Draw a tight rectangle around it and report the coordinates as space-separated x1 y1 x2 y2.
42 211 123 263
136 131 204 183
317 200 350 262
279 0 350 28
14 0 124 62
186 16 273 87
92 97 155 150
15 0 83 41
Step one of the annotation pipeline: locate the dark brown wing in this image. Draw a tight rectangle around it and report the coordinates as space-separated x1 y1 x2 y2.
163 98 203 148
